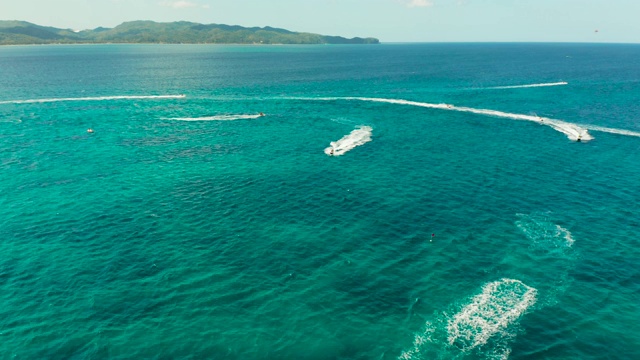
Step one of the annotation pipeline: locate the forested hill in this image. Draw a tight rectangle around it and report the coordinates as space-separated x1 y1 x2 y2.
0 20 380 45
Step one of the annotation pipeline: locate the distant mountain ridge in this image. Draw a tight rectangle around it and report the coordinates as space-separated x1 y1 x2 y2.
0 20 379 45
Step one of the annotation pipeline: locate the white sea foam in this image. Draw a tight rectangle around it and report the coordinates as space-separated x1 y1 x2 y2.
0 118 22 123
329 117 358 126
338 97 592 142
447 278 537 351
398 322 436 360
325 125 372 156
516 213 575 248
581 125 640 138
168 114 262 121
340 97 452 111
556 225 575 247
455 106 592 142
486 82 568 90
398 279 536 359
512 213 577 310
0 94 186 105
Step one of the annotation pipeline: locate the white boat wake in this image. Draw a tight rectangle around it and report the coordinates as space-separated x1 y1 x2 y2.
325 125 372 156
447 279 537 351
516 213 575 248
167 114 263 121
0 94 186 105
327 97 593 142
486 82 568 90
580 124 640 138
398 278 537 360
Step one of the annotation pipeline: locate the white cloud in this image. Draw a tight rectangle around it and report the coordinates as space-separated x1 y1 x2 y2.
400 0 434 7
160 1 198 9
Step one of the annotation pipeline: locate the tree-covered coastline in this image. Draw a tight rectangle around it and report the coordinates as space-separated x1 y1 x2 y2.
0 20 379 45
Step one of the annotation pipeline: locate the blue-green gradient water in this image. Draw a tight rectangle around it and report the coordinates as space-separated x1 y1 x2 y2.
1 43 639 359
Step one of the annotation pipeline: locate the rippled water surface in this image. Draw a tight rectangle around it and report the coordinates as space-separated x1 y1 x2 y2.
1 43 639 359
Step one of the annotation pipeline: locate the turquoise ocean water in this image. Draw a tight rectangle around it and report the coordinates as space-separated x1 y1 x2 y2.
1 43 639 359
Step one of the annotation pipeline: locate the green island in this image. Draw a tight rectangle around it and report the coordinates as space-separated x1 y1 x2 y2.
0 20 379 45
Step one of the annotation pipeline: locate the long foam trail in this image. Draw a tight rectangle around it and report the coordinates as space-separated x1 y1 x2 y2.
0 94 186 105
336 97 593 142
325 125 372 156
168 114 262 121
447 278 537 351
487 82 568 90
581 125 640 138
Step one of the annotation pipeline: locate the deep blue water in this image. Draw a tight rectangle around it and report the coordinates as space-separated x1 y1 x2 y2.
1 43 639 359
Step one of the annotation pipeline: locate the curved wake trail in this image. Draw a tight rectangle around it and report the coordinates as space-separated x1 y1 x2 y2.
325 125 372 156
447 279 537 351
514 212 578 309
0 94 186 105
337 97 592 142
486 82 568 90
399 279 537 360
167 114 262 121
516 213 575 248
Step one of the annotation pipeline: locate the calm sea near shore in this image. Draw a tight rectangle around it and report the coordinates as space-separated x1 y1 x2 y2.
1 43 639 359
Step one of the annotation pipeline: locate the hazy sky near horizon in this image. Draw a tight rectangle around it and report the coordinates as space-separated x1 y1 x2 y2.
1 0 638 43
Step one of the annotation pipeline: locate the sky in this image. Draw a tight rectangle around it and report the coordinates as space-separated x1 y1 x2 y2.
1 0 639 43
